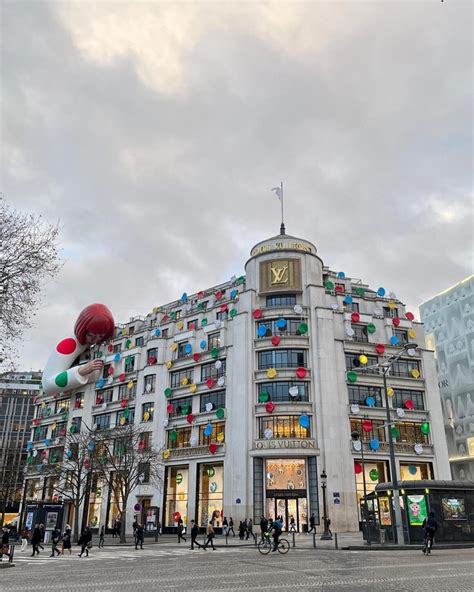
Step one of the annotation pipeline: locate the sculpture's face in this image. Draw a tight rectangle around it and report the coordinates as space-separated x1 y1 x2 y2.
85 331 106 345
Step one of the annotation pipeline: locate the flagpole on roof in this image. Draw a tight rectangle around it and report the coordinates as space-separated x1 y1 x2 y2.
280 181 285 235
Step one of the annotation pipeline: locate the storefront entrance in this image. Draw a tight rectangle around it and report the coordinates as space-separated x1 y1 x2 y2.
266 497 306 531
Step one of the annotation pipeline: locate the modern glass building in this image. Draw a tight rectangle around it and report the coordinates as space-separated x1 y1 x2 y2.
24 231 451 535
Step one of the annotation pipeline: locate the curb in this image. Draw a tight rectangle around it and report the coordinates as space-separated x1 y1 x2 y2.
343 544 474 551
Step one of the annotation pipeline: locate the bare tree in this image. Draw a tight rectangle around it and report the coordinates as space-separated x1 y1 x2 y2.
47 429 98 543
0 197 62 368
91 423 163 543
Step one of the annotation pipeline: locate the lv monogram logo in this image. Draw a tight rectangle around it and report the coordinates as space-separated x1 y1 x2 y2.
271 263 289 284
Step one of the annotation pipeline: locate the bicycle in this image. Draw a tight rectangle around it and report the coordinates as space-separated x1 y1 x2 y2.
257 531 290 555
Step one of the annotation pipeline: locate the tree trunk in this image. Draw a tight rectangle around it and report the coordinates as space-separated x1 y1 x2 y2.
120 501 127 544
73 501 80 544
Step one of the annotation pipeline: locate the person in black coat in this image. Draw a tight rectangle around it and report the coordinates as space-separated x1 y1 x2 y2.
31 524 41 557
50 527 61 557
189 520 202 550
62 525 72 554
135 524 144 550
177 519 186 543
78 526 92 557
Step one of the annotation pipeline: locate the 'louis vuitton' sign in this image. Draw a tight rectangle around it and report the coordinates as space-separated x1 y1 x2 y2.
259 259 302 293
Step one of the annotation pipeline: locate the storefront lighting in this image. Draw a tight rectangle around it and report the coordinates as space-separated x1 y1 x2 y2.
425 488 430 494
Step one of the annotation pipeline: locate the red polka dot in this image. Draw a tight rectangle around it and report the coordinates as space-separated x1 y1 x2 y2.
56 338 77 355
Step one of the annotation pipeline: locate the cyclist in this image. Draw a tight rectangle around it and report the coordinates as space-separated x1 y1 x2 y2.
422 511 438 555
271 516 283 552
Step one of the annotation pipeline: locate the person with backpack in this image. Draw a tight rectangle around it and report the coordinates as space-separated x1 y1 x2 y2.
422 511 438 555
271 516 283 552
50 527 61 557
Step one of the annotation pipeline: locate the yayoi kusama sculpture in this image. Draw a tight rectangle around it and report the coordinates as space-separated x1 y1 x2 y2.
42 303 115 397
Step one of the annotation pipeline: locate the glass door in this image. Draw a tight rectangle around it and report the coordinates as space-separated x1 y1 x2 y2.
287 498 298 531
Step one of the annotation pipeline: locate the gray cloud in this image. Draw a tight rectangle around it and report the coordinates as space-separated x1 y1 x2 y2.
2 1 472 369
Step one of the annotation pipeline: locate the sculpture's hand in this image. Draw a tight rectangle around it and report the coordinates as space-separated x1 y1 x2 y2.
78 359 104 377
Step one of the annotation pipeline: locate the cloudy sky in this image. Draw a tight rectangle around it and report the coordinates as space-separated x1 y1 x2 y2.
2 0 473 370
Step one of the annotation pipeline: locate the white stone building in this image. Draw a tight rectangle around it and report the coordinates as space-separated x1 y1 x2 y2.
25 231 451 535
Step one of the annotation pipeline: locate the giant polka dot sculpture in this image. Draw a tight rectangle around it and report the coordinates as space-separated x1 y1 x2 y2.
42 304 114 397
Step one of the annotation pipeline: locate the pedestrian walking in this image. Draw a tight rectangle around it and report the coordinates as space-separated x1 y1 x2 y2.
62 525 72 555
238 520 245 540
132 516 138 544
135 524 144 549
259 515 268 542
39 523 45 550
177 519 186 543
1 527 10 561
326 518 332 536
222 517 228 536
228 517 235 537
422 512 438 555
31 524 41 557
50 527 61 557
246 518 257 542
78 526 92 557
98 525 105 548
203 521 216 550
289 515 297 533
189 520 203 550
307 513 316 534
20 527 29 552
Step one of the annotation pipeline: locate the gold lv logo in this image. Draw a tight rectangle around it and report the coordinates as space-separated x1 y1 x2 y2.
270 263 289 284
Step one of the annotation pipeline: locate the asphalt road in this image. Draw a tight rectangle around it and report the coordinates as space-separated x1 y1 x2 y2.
3 542 474 592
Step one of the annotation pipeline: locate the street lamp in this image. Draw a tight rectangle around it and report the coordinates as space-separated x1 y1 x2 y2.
380 342 418 545
351 430 371 546
319 470 332 540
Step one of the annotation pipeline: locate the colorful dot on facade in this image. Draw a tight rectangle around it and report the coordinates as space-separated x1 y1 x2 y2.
56 338 77 355
55 372 68 388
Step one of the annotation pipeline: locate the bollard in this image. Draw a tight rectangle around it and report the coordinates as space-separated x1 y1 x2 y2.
292 532 296 548
334 533 338 550
312 532 317 548
226 532 228 545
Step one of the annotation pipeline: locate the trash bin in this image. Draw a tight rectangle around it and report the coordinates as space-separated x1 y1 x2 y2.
302 523 308 533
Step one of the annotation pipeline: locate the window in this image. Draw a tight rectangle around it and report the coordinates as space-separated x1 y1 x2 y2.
201 301 209 311
345 353 379 374
147 348 158 363
116 408 135 426
395 422 429 445
199 421 225 445
257 349 307 369
197 462 223 527
113 343 122 353
348 385 383 407
71 417 82 433
135 336 144 348
345 302 359 313
187 319 198 330
74 392 85 409
351 325 368 343
258 416 310 439
48 447 63 465
169 396 193 418
161 328 169 339
164 466 188 527
102 363 111 378
390 359 421 378
129 326 135 335
55 399 70 414
400 463 433 480
216 311 228 321
394 329 409 345
257 382 309 403
94 413 111 431
96 389 113 404
200 390 226 412
51 422 67 439
266 294 297 307
139 432 152 451
144 375 156 393
336 283 346 293
142 402 154 422
384 307 398 318
392 389 425 410
32 426 48 441
168 427 191 449
124 356 135 373
207 332 221 350
350 418 386 442
170 368 194 388
175 310 182 320
138 462 150 483
256 319 304 338
119 381 137 400
201 360 226 382
177 342 191 359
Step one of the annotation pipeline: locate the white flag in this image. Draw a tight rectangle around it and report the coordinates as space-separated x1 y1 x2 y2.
271 186 282 201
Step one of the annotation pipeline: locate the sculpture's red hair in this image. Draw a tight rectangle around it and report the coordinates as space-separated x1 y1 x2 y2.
74 303 115 345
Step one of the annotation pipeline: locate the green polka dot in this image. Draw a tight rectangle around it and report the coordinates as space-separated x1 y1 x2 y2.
229 308 237 318
258 391 270 403
237 276 245 284
356 287 365 297
55 372 68 388
298 322 308 334
164 388 172 398
216 408 225 419
211 348 219 359
347 371 358 383
325 281 334 290
202 318 208 327
367 323 376 334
